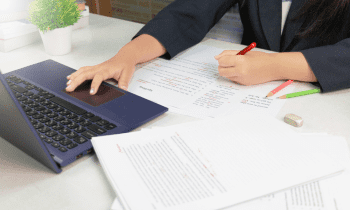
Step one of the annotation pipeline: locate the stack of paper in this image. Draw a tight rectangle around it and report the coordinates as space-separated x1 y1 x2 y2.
91 112 350 210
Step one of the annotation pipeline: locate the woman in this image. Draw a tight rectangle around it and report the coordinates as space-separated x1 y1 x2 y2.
65 0 350 95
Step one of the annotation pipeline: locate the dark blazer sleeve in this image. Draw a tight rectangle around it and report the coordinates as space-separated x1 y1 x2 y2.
300 37 350 93
131 0 237 60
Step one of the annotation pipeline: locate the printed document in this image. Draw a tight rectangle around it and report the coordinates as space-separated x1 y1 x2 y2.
108 43 300 119
92 112 348 210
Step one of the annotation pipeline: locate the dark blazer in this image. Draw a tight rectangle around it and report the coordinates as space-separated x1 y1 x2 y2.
132 0 350 93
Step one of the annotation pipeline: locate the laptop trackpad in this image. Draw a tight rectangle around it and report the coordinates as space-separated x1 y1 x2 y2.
63 81 124 107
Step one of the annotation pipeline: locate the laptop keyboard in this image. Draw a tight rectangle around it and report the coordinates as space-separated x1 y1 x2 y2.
5 75 117 153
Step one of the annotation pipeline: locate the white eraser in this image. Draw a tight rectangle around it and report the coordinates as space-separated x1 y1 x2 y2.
284 113 303 127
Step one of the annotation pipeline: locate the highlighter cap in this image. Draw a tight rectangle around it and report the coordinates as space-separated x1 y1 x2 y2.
284 113 303 127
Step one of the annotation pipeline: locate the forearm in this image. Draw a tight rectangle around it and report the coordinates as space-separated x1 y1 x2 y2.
273 52 318 82
116 34 167 65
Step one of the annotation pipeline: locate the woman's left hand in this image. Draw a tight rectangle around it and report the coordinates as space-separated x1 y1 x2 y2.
214 50 282 86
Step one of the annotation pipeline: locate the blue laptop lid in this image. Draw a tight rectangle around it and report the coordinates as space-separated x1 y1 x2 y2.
0 70 62 173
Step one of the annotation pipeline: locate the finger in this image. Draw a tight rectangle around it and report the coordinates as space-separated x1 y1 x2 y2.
66 70 95 92
218 66 238 78
67 66 91 81
217 55 241 67
117 66 135 91
214 50 240 60
89 71 109 95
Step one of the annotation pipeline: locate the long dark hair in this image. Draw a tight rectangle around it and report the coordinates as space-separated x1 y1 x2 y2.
292 0 350 40
240 0 350 40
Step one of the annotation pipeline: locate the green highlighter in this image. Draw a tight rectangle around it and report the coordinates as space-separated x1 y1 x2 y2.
279 89 321 99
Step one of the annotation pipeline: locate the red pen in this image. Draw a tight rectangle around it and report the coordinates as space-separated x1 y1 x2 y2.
236 42 256 55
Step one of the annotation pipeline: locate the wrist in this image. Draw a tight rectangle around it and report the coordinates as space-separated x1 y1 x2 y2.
272 52 317 82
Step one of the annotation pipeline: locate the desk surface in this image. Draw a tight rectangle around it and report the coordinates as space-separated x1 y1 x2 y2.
1 14 350 210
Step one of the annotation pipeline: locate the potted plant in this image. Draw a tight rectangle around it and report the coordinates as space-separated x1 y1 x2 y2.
28 0 82 55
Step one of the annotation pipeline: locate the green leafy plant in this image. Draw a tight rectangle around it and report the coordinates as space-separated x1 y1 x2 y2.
28 0 82 33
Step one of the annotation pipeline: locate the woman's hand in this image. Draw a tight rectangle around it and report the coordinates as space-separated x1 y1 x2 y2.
65 54 136 94
214 50 282 86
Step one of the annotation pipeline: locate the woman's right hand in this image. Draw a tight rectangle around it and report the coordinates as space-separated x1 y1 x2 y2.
65 53 136 94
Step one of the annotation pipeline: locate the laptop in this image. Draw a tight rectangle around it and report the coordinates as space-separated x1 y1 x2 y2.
0 59 168 173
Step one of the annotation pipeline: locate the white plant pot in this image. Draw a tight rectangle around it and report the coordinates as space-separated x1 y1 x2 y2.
39 26 72 56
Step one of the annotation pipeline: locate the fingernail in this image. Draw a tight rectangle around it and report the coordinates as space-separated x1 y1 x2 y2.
67 75 71 79
90 88 94 94
121 86 127 90
67 80 71 85
66 85 71 90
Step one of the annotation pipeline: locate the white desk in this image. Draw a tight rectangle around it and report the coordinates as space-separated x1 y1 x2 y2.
1 14 350 210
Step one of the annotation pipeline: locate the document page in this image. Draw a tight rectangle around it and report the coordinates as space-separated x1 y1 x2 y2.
113 44 298 119
92 112 346 210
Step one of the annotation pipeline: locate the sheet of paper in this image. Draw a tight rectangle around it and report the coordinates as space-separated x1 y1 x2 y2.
110 173 348 210
118 44 297 119
92 112 346 210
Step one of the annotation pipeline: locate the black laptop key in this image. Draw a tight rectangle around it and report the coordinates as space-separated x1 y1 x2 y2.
58 147 68 152
18 96 28 101
26 110 36 116
38 117 50 123
67 143 78 149
50 97 87 115
35 97 46 103
14 92 22 98
88 124 107 134
29 118 37 124
43 138 52 143
74 126 86 133
38 91 49 96
82 112 94 118
47 103 57 109
25 85 35 90
59 147 68 152
28 103 40 108
22 99 33 105
23 91 34 96
45 120 57 127
34 106 45 111
96 120 109 126
47 112 58 118
46 130 58 137
66 113 77 119
33 122 44 129
23 106 32 112
67 122 78 129
105 124 117 130
41 109 52 115
10 85 27 93
59 110 70 116
66 132 79 139
43 93 55 99
53 107 64 112
73 116 84 123
32 113 44 119
28 94 40 100
52 124 64 131
59 127 71 134
53 115 65 122
74 136 88 144
89 116 101 122
59 139 72 146
51 142 60 148
60 119 71 125
80 120 92 126
81 130 96 139
41 100 51 106
38 126 51 133
52 135 65 141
